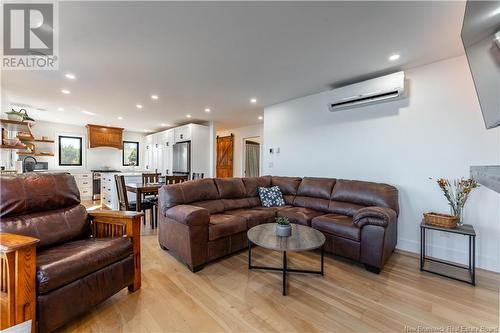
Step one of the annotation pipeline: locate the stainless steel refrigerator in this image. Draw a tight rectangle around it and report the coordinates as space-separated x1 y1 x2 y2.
172 141 191 175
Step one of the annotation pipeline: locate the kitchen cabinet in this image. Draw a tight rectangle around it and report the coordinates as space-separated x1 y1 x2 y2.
101 172 142 209
143 124 210 177
155 129 174 175
174 125 191 143
86 124 124 149
144 135 154 171
72 172 92 200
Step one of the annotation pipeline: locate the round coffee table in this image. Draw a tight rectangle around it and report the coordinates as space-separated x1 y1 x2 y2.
247 223 326 296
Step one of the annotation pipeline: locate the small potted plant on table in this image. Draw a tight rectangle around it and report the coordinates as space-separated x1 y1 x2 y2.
276 216 292 237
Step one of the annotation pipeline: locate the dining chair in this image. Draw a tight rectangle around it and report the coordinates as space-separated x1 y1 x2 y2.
115 175 155 228
141 172 161 227
165 175 189 184
142 172 161 184
191 172 204 180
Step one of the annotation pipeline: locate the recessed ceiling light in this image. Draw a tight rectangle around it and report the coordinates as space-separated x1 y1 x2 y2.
186 114 192 118
144 129 152 133
64 73 76 80
161 123 168 127
82 110 96 116
61 89 71 94
151 95 159 100
388 54 400 61
136 104 143 109
117 116 123 120
55 118 61 122
258 116 263 120
204 108 211 112
250 98 257 104
57 107 64 111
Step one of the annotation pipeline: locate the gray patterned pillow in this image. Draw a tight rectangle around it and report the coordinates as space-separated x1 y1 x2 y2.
258 186 286 208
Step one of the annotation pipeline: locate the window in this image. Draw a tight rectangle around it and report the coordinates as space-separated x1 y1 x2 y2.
59 136 82 166
123 141 139 166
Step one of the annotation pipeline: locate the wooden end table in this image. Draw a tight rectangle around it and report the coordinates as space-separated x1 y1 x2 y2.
247 223 326 296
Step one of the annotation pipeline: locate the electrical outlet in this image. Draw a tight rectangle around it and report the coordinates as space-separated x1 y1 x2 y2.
268 162 274 168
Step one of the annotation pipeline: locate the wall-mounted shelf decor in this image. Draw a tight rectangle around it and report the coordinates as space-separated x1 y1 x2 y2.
0 119 34 150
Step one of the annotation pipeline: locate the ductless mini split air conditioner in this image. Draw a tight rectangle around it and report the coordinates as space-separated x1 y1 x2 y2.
328 71 406 112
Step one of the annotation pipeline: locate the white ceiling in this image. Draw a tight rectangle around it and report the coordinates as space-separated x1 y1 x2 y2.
2 1 466 132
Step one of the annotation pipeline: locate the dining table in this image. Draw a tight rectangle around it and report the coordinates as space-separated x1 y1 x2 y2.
125 182 164 212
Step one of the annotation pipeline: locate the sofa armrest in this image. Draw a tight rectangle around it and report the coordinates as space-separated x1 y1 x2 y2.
166 205 209 227
87 209 143 292
0 233 39 332
353 206 397 228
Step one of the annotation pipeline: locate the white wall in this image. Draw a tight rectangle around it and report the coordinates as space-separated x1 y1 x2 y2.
263 55 500 272
217 124 263 177
19 121 146 171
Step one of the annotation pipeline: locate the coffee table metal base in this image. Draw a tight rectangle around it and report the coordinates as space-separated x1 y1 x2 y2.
248 241 324 296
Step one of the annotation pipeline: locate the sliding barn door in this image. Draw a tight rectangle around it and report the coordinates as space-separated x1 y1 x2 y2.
216 134 234 178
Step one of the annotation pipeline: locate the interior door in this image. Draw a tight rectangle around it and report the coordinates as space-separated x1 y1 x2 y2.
216 134 234 178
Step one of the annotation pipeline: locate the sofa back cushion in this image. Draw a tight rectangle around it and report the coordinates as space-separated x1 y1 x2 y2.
242 176 272 197
330 179 399 215
214 178 246 198
293 177 336 212
271 176 302 205
214 178 254 210
242 176 272 207
297 177 336 199
0 173 89 249
160 179 224 214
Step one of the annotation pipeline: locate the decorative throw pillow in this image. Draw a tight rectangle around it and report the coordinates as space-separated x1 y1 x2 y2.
258 186 286 208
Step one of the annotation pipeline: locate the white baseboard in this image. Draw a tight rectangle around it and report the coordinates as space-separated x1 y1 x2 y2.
396 237 499 273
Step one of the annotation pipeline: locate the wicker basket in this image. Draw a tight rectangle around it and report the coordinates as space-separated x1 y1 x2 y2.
423 212 458 228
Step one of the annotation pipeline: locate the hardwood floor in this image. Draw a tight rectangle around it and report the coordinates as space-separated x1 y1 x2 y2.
71 201 499 333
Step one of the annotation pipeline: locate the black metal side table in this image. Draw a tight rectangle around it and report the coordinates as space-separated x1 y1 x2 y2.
420 222 475 285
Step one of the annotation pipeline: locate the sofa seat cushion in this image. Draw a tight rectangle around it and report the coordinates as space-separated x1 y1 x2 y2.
277 207 325 226
209 214 247 241
225 208 276 229
37 237 133 294
254 205 292 213
311 214 360 241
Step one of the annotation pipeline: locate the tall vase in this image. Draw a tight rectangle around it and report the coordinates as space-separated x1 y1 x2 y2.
451 205 464 227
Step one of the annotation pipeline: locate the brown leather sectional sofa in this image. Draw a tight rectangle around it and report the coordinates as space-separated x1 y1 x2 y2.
158 176 399 273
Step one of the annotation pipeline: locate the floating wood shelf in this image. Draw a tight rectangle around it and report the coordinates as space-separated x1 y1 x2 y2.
0 119 33 132
17 135 35 142
0 144 28 150
17 152 54 156
17 136 53 143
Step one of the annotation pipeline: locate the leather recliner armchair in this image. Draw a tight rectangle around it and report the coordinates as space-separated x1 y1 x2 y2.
0 173 143 332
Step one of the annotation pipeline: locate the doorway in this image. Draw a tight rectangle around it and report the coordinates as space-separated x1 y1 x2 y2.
243 136 261 177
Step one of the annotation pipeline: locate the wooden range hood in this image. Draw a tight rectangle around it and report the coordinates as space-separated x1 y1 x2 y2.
86 124 124 149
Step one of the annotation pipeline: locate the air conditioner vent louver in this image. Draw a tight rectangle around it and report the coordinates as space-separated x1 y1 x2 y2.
328 71 406 112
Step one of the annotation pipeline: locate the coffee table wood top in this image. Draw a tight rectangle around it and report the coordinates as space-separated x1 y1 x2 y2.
248 223 325 252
